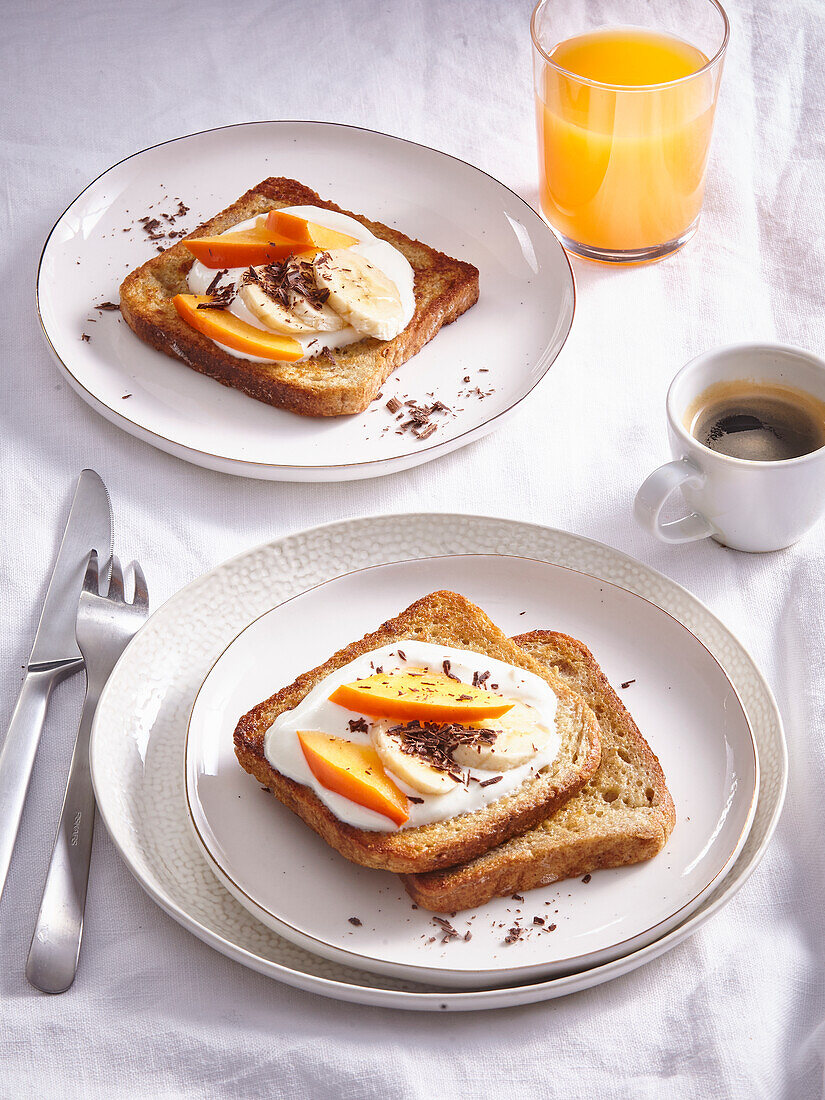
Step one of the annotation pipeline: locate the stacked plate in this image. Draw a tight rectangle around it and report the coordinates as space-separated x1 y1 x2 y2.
89 514 786 1010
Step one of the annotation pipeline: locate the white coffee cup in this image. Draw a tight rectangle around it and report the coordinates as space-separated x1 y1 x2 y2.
634 343 825 553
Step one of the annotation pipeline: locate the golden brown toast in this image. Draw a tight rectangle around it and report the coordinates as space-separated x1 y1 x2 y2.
402 630 675 910
119 177 479 416
233 594 601 874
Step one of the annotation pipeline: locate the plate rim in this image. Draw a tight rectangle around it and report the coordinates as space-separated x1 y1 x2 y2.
90 512 787 1009
184 549 760 986
36 119 576 479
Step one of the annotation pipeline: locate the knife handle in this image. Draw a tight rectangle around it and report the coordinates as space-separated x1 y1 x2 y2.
26 686 97 994
0 670 59 903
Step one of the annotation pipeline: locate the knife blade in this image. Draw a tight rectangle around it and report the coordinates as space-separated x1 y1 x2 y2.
0 469 112 905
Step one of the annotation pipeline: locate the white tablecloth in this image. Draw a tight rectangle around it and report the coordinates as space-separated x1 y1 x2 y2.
2 0 823 1095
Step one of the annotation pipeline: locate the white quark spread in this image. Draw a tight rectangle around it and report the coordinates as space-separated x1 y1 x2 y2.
186 205 416 363
264 641 560 832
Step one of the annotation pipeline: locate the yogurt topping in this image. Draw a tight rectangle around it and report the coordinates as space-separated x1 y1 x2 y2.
187 205 415 363
264 640 560 832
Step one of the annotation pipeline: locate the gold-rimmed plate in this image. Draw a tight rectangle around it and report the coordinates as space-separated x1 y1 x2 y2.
183 550 758 989
37 121 574 482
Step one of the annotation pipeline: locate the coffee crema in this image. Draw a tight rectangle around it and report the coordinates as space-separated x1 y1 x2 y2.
684 380 825 462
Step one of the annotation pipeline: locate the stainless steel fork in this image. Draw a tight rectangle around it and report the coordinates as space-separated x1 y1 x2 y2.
25 552 148 994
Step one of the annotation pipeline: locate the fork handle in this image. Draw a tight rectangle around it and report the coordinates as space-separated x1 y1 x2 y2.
26 685 97 994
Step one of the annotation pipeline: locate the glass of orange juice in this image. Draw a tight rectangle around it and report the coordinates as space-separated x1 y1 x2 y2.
531 0 729 263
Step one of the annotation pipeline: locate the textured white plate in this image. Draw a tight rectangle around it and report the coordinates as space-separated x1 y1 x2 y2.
89 515 786 1010
37 121 575 481
186 553 758 990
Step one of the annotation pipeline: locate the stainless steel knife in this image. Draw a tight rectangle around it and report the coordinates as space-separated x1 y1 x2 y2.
0 469 112 906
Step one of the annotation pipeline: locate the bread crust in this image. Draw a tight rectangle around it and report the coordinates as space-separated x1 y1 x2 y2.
119 178 479 416
234 594 601 874
402 630 676 910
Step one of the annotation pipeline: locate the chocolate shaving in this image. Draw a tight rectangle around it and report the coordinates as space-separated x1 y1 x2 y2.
504 925 525 944
242 255 329 310
348 917 362 926
472 670 490 689
621 679 636 689
80 333 90 341
397 649 406 661
385 720 498 782
442 659 460 682
533 916 545 926
582 874 592 883
479 775 503 788
205 268 229 295
347 717 369 734
408 796 424 804
138 216 164 241
94 301 120 311
197 283 235 310
384 396 452 442
432 917 460 942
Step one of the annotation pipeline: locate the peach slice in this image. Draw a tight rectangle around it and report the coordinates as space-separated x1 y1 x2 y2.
329 670 514 723
172 294 304 361
184 228 313 269
297 731 409 826
265 210 359 250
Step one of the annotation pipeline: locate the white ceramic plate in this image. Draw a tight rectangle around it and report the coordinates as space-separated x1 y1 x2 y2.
185 553 758 990
37 121 575 481
89 515 786 1009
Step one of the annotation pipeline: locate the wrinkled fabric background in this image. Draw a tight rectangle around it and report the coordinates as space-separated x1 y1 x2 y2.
1 0 823 1096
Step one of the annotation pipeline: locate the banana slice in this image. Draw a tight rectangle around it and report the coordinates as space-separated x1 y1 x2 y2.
370 721 459 796
239 268 344 335
313 250 405 340
290 291 344 332
451 702 554 771
239 280 317 335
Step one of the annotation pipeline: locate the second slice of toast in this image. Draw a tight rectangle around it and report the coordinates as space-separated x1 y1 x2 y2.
402 630 675 909
234 593 601 874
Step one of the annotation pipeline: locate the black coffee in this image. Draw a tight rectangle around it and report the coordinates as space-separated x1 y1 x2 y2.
688 382 825 462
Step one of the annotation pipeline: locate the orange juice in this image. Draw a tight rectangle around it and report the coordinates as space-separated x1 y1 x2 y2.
536 27 717 255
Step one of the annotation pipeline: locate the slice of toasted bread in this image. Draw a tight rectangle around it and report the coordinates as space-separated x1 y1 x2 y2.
234 594 601 874
119 177 478 416
402 630 675 910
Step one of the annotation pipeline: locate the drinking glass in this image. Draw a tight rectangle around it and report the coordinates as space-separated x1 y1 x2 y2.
531 0 729 263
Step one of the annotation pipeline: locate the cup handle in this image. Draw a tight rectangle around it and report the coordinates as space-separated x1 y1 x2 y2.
634 458 716 543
